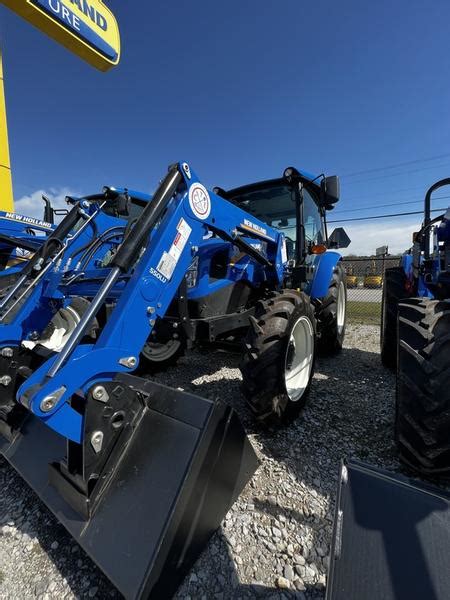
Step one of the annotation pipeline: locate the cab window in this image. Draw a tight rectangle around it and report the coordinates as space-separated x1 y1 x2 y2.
303 189 324 245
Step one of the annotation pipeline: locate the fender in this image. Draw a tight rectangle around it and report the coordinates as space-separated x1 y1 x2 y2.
401 252 433 298
309 250 341 300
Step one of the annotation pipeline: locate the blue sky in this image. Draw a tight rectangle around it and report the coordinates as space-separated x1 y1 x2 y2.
1 0 450 254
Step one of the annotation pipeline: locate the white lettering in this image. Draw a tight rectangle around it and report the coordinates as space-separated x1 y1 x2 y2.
243 219 267 236
150 267 167 284
48 0 60 14
72 14 81 30
61 5 71 23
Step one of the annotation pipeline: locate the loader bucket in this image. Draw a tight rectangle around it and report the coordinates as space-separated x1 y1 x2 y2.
0 374 259 599
327 460 450 600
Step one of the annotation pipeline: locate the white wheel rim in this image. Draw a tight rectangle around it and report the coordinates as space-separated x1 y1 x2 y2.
284 316 314 402
337 281 346 334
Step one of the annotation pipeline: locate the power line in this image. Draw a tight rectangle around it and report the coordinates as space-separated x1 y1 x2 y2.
341 152 450 178
344 183 431 202
343 162 450 186
328 208 447 224
333 194 450 215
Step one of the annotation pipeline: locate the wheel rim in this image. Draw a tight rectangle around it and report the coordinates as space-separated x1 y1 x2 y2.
142 339 181 362
284 316 314 402
337 281 346 335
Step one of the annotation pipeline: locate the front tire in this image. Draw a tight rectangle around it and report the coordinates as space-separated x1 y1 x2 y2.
317 262 347 355
240 291 316 427
140 319 186 374
396 298 450 476
381 267 408 369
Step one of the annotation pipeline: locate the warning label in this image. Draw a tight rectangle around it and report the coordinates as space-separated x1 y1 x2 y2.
156 218 192 281
157 251 177 280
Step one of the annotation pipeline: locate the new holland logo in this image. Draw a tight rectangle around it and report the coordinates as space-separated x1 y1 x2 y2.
0 0 121 71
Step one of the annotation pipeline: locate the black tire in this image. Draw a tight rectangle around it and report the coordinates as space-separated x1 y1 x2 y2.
396 298 450 476
140 319 186 374
380 267 408 369
317 262 347 355
240 290 316 427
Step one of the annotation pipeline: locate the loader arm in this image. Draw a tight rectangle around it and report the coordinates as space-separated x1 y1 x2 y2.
16 162 287 443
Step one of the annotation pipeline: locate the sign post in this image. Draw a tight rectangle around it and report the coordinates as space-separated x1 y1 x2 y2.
0 50 13 212
0 0 120 71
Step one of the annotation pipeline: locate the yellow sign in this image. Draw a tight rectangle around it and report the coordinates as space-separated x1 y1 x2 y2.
0 0 120 71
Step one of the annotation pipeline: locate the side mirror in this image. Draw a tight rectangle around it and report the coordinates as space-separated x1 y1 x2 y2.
321 175 340 209
329 227 351 249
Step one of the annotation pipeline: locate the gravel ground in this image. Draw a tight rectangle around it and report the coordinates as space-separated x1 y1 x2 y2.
0 324 401 599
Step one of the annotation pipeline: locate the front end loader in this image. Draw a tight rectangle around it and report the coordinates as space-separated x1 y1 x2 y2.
0 162 348 597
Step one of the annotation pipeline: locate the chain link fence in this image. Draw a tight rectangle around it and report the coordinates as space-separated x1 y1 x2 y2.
342 256 401 326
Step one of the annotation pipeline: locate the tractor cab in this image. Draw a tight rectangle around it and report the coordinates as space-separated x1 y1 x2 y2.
219 167 349 286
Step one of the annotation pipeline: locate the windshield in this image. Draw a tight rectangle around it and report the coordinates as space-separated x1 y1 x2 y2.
230 183 296 227
229 183 324 258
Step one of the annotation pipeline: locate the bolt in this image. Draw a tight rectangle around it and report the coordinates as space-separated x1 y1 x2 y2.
1 347 13 358
173 333 179 339
0 375 11 386
150 319 156 327
38 386 66 413
182 163 192 179
157 303 162 309
147 306 156 315
191 246 199 255
40 396 57 413
92 386 109 403
119 356 137 369
173 322 179 329
91 431 104 454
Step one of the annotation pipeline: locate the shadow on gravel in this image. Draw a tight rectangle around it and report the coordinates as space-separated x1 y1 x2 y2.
177 529 326 600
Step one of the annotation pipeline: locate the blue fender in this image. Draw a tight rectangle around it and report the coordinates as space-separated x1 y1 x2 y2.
309 250 342 300
400 253 413 279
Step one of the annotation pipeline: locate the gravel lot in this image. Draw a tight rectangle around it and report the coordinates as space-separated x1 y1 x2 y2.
0 324 400 599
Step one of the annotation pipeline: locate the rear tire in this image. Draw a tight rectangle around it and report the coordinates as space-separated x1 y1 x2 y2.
381 267 408 369
317 262 347 355
240 290 316 427
396 298 450 476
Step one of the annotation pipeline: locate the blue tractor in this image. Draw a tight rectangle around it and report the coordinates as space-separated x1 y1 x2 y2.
381 178 450 476
0 163 348 598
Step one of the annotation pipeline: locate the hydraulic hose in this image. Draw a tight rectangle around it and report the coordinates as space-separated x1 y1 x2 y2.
23 205 83 276
78 228 126 271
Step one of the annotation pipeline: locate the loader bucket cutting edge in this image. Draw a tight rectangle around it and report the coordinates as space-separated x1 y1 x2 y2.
0 375 259 599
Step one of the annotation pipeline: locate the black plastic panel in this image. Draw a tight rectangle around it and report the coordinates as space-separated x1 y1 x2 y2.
327 460 450 600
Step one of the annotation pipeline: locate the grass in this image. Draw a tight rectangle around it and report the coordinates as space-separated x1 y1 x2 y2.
347 301 381 325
